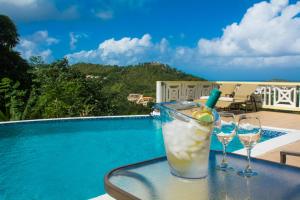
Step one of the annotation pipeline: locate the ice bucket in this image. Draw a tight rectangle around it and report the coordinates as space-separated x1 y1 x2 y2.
157 101 219 179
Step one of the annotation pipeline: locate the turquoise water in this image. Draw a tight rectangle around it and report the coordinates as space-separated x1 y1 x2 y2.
0 117 285 200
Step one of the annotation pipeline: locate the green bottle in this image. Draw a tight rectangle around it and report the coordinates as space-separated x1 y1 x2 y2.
206 88 222 109
192 88 222 124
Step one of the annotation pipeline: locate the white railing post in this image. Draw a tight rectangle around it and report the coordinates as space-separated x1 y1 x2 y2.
156 81 162 103
299 86 300 108
269 87 280 105
263 87 267 106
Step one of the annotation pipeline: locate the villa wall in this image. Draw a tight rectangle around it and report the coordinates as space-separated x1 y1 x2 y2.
156 81 300 112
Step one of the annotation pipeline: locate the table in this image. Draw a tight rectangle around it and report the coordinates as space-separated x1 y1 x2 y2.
105 151 300 200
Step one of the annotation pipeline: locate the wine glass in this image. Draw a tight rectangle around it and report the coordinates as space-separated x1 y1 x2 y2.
237 115 262 177
214 112 236 171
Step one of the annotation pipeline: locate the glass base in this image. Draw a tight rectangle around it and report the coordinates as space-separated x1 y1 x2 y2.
216 163 234 172
170 171 208 179
169 165 208 179
237 169 258 177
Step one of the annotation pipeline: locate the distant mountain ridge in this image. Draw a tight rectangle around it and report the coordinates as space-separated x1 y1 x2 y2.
72 62 205 97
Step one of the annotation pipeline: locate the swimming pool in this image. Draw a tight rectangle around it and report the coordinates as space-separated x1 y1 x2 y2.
0 116 286 199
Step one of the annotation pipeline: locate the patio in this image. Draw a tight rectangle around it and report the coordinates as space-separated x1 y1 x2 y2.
156 81 300 167
98 82 300 200
97 111 300 200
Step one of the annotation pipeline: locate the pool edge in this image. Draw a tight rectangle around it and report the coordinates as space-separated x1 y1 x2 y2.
0 115 152 125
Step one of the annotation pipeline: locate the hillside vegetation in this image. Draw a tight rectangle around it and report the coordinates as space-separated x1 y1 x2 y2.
72 62 204 97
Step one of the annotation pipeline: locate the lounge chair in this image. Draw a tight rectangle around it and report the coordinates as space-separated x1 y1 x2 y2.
218 83 236 97
280 150 300 164
194 84 236 105
231 84 258 111
195 84 258 112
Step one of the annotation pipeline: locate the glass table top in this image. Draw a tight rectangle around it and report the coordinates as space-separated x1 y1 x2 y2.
105 151 300 200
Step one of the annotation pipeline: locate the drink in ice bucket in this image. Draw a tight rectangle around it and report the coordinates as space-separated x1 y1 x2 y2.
158 89 221 179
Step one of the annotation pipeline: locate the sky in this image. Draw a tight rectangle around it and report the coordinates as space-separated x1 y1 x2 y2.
1 0 300 81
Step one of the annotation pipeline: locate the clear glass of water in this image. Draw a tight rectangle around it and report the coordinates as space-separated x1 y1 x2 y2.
237 115 262 177
214 112 236 171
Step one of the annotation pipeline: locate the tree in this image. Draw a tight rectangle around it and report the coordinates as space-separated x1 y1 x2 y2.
29 56 45 68
0 15 31 88
0 15 19 50
0 78 26 121
22 59 109 119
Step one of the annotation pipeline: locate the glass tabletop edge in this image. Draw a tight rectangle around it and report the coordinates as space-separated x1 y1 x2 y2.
104 150 300 200
104 156 166 200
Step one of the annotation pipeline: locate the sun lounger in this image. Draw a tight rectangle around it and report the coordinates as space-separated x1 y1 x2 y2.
231 84 258 111
194 84 258 112
280 150 300 164
218 83 236 97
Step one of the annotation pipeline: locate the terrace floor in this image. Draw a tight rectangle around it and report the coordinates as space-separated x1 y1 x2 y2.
251 111 300 130
97 110 300 200
242 111 300 167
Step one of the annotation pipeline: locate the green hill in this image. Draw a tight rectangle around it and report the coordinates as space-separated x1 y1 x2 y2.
72 62 205 97
0 59 206 121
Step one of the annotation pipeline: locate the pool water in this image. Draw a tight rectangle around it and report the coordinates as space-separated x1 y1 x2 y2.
0 117 285 200
211 129 285 152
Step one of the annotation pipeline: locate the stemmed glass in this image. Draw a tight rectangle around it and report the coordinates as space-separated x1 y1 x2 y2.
237 115 262 177
214 112 236 171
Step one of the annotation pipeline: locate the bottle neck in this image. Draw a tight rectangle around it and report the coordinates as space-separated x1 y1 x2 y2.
205 88 221 109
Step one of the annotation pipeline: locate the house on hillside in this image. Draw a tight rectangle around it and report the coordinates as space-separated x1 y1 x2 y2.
86 75 100 79
127 94 155 106
137 96 155 106
127 94 143 102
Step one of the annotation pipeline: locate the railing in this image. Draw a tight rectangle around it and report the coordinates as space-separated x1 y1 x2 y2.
156 81 300 112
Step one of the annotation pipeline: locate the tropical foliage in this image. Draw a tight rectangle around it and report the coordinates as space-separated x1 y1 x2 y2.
73 62 203 97
0 15 204 121
0 15 31 89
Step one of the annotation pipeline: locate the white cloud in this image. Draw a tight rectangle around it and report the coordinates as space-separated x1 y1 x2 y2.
99 34 151 56
69 32 88 50
16 30 59 61
0 0 36 6
31 31 59 45
67 0 300 69
197 0 300 66
70 33 77 50
91 0 149 20
95 10 114 20
0 0 79 21
66 34 168 65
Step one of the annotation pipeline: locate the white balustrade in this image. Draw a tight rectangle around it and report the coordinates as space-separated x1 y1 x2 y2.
156 81 300 112
255 83 300 111
156 81 216 103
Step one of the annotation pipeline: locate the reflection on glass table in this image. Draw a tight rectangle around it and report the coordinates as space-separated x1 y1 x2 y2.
105 151 300 200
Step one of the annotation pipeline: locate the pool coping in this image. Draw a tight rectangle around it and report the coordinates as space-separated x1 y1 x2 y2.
233 126 300 157
0 115 151 125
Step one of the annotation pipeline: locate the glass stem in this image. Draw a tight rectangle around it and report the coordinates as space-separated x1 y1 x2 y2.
222 143 228 165
246 148 252 171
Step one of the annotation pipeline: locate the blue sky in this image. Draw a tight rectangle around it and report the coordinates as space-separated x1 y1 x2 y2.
1 0 300 81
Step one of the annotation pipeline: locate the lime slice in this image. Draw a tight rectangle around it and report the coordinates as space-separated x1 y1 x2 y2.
167 152 192 171
192 112 213 123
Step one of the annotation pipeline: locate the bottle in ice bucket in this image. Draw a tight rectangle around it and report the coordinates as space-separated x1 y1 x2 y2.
160 88 221 179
